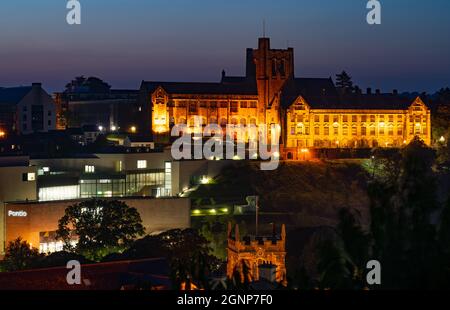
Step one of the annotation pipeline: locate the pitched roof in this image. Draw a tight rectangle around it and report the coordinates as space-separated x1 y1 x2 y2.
140 80 257 96
281 78 340 109
0 86 32 105
281 78 420 110
338 93 417 110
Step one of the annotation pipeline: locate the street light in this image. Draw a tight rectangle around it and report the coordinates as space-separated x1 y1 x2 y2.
130 126 137 133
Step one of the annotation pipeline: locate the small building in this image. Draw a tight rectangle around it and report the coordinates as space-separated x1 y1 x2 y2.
227 223 287 286
0 83 56 135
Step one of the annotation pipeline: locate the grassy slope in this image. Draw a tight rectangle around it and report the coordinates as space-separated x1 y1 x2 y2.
189 160 371 228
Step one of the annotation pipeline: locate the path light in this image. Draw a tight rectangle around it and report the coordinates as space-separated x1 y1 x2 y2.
439 136 446 143
200 176 211 184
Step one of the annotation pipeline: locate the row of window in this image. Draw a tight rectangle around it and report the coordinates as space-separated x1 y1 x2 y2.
83 160 150 174
291 124 426 136
173 117 259 127
290 114 426 123
170 101 258 109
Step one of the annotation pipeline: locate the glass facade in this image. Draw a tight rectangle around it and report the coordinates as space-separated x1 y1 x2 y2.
39 185 80 201
38 170 167 201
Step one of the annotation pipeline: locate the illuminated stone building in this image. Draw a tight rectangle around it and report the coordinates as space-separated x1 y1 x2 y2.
138 37 431 157
226 223 287 286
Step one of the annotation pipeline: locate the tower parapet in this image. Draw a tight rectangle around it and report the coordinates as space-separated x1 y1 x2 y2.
226 222 287 286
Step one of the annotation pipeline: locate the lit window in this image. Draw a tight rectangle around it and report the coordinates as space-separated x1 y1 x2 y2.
27 172 36 181
84 165 95 173
137 160 147 169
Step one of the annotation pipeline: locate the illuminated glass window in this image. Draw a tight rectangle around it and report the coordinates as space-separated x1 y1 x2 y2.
27 172 36 181
137 160 147 169
39 185 80 201
84 165 95 173
164 162 172 196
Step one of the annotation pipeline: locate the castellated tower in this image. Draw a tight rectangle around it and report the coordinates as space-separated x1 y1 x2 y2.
226 222 287 286
250 37 294 127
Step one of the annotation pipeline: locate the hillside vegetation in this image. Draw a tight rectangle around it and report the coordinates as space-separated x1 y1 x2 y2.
189 160 371 228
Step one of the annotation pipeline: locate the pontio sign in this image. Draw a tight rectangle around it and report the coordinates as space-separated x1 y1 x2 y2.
8 210 28 217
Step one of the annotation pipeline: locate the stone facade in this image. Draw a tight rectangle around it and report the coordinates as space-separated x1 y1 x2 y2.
139 37 431 157
226 223 287 286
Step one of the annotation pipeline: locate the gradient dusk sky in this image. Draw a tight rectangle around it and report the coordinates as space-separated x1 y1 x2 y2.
0 0 449 93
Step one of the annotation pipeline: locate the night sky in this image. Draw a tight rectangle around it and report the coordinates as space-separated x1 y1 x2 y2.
0 0 449 93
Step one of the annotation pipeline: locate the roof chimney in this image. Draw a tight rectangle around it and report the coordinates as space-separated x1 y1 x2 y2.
367 88 372 95
393 89 398 95
32 83 42 89
376 89 381 95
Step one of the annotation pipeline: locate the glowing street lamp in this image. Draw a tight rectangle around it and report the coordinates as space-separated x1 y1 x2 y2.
130 126 137 133
439 136 446 143
0 130 5 138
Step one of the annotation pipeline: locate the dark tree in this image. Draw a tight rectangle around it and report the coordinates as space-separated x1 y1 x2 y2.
56 199 145 261
314 137 447 289
335 71 354 92
65 76 111 93
0 238 42 272
115 229 219 289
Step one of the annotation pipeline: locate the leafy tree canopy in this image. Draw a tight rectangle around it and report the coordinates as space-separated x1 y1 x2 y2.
56 199 145 261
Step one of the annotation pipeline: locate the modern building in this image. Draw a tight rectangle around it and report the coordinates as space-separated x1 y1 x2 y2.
0 83 56 135
0 150 232 255
137 37 431 158
4 197 191 255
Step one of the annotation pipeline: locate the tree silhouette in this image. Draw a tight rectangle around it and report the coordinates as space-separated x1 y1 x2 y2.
0 238 42 272
335 71 354 92
56 199 145 261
